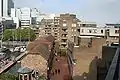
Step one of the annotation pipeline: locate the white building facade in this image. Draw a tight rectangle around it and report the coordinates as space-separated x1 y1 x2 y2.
11 7 41 28
80 27 106 37
0 0 14 17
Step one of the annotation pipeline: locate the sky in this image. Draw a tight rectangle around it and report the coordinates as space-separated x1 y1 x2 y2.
15 0 120 24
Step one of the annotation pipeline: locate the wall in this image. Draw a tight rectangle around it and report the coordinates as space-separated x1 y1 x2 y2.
109 28 119 37
80 27 105 37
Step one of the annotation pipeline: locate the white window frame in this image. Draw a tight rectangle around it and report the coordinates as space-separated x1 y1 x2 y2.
63 23 67 27
72 24 76 27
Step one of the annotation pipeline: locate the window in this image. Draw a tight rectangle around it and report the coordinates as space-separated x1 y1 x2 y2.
83 24 86 27
72 29 73 31
72 24 76 27
88 30 92 33
115 30 119 34
55 69 57 74
63 20 66 22
20 75 23 80
58 69 60 74
101 30 103 33
93 29 97 33
24 75 27 80
81 29 84 33
52 72 54 75
56 58 58 61
63 23 67 26
77 29 80 32
29 75 31 80
55 33 57 35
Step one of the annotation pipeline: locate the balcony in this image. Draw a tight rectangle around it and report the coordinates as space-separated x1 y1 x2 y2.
61 42 67 45
61 36 67 39
62 26 67 29
61 31 67 34
60 45 67 50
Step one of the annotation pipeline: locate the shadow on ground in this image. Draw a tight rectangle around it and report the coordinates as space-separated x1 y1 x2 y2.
73 56 99 80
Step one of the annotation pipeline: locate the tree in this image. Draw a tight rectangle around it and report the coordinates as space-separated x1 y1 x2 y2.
3 29 12 41
3 28 36 41
38 75 47 80
0 73 18 80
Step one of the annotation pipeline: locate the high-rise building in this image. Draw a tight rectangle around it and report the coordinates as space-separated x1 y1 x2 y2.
59 13 80 49
11 8 42 28
41 13 80 46
0 0 14 17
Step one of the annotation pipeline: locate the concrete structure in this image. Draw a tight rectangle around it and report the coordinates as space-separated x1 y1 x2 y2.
108 28 119 37
78 21 97 27
40 13 100 47
96 43 119 80
0 0 14 17
105 24 119 28
59 13 80 48
80 27 105 37
1 17 17 29
31 8 39 18
41 19 54 36
11 8 41 28
20 8 31 27
40 15 60 40
53 16 60 40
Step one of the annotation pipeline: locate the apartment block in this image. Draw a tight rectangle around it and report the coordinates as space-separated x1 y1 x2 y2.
59 13 80 49
53 16 60 40
41 19 54 36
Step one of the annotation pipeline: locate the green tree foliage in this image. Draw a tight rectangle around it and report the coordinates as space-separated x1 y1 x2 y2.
0 73 18 80
3 28 36 41
3 29 12 41
38 75 47 80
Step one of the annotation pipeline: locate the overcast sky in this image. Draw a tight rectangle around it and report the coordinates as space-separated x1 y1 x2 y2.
15 0 120 24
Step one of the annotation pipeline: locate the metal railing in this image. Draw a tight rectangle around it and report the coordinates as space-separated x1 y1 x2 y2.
105 47 120 80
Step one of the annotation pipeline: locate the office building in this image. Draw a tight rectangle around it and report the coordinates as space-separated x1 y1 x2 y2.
0 0 14 17
11 8 42 28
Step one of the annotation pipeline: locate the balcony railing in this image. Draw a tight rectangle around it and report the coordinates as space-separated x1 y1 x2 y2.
105 47 120 80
